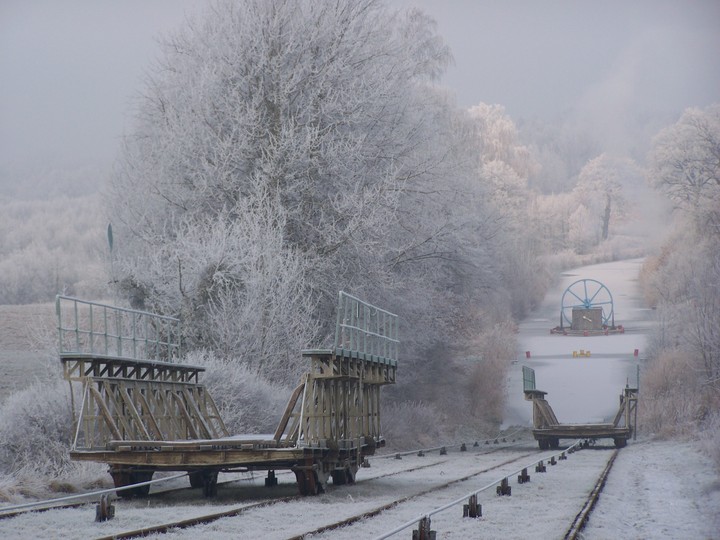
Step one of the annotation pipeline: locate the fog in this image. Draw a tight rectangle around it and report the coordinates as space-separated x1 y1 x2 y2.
1 0 718 192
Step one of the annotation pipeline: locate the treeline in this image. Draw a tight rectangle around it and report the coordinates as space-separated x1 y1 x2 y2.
107 0 528 440
639 104 720 467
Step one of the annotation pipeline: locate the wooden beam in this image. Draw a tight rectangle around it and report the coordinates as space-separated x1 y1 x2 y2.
119 385 152 440
88 386 122 440
137 389 165 440
273 380 306 444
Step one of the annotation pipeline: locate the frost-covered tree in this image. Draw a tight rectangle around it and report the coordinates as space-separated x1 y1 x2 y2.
465 103 546 316
108 0 460 376
648 104 720 236
106 0 533 441
112 1 448 284
573 153 637 243
0 195 106 304
567 203 595 252
644 105 720 389
468 103 535 181
640 107 720 450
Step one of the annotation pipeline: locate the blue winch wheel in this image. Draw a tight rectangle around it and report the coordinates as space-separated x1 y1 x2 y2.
561 278 614 326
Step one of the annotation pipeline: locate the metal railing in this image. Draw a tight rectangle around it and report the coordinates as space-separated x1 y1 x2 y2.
56 295 181 362
522 365 536 392
334 291 399 362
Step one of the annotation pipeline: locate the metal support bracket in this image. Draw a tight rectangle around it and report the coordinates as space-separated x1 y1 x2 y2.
517 468 530 484
463 494 482 518
412 516 436 540
496 477 512 496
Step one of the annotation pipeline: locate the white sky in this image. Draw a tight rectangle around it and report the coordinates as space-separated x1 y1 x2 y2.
1 0 718 173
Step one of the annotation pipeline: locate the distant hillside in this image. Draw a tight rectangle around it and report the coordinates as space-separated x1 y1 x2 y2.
0 194 108 304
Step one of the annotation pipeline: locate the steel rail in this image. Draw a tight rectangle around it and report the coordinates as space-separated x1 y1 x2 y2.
95 495 300 540
0 471 291 520
564 448 620 539
92 459 455 539
371 427 529 460
288 450 544 540
2 439 537 538
101 460 460 540
85 444 532 539
90 446 531 540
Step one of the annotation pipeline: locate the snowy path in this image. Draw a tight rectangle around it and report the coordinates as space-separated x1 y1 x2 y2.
583 440 720 539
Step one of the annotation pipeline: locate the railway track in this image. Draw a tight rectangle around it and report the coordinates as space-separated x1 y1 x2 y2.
0 438 621 539
100 444 540 539
0 429 529 519
564 447 620 539
358 442 621 540
0 437 529 537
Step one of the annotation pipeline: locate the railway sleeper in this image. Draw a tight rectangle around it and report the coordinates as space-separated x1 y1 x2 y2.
95 494 115 522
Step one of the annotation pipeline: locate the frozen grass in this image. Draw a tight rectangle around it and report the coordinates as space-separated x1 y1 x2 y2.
640 349 720 470
0 381 75 476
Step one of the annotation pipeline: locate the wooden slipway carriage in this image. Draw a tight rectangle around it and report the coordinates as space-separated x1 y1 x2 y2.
522 366 638 449
57 292 398 496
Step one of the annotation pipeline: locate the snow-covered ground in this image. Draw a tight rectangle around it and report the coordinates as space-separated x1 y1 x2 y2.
584 439 720 539
2 258 719 539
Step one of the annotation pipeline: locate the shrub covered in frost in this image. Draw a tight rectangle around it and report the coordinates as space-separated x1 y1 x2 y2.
187 350 293 435
0 380 74 476
382 401 444 450
0 380 108 500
